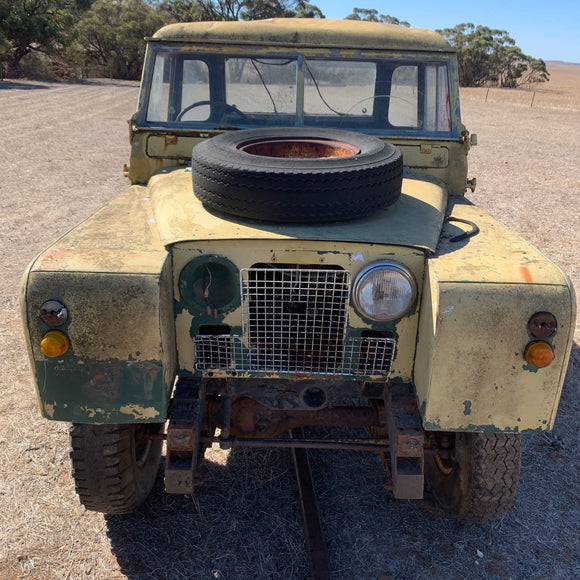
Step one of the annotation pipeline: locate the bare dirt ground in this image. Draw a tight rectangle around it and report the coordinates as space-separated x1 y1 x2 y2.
0 66 578 580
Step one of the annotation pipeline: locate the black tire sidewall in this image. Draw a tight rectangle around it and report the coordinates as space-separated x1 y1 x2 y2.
193 127 399 173
191 127 403 223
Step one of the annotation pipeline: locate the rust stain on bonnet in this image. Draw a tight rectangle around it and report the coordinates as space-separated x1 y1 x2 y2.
520 265 534 284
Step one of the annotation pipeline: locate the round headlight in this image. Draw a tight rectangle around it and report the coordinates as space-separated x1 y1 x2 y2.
353 261 417 321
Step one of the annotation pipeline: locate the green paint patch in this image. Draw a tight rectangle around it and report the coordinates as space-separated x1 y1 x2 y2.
463 400 472 415
522 362 539 373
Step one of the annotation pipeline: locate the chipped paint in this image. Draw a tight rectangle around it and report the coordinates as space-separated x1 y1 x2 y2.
172 240 423 383
119 404 161 420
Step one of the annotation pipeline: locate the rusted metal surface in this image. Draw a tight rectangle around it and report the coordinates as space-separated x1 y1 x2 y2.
165 378 205 494
237 137 360 159
38 300 68 326
206 397 381 439
290 428 333 580
386 383 424 499
528 311 557 338
201 436 391 452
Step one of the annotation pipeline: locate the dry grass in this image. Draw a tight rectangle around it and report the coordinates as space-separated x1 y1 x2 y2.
0 66 579 579
462 64 580 111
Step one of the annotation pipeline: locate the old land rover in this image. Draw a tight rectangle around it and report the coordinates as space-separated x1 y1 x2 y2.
21 19 575 522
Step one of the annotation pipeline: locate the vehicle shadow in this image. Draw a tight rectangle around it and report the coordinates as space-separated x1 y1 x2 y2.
105 342 579 579
105 445 308 580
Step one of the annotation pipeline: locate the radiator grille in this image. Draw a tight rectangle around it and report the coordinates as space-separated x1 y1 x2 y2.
193 267 396 377
241 267 350 373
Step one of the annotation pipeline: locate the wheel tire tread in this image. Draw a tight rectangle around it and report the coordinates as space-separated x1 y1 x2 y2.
69 423 162 515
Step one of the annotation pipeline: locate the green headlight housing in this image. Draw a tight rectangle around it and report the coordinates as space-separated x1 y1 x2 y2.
179 255 240 314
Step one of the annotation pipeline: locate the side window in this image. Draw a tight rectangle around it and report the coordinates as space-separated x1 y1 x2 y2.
388 66 418 127
424 65 451 131
388 64 451 131
147 53 171 122
179 60 210 121
146 54 210 122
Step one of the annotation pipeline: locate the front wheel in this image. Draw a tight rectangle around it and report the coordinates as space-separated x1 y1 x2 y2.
424 432 521 522
70 423 163 514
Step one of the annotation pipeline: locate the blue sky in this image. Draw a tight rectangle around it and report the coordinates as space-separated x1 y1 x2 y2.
311 0 580 63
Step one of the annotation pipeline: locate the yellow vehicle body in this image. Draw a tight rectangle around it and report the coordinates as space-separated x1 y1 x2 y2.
21 168 575 429
20 19 575 518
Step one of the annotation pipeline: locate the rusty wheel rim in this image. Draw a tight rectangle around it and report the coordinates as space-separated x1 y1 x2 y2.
134 424 155 469
434 451 454 477
237 136 360 159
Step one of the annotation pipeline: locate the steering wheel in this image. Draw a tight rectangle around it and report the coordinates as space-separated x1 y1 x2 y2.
176 100 247 122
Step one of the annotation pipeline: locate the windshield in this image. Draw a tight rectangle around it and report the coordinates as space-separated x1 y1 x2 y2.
144 50 453 135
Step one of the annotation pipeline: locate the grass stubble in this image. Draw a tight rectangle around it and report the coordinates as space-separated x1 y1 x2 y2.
0 67 578 579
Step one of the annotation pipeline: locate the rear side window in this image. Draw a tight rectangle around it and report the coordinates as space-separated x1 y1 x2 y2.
389 64 450 131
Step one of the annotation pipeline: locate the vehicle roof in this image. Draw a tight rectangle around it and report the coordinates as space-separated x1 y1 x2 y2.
151 18 453 53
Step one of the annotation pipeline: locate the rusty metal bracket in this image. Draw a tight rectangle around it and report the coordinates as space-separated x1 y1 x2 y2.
386 383 424 500
200 435 390 452
165 377 205 494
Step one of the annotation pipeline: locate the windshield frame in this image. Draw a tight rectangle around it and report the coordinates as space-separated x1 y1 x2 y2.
136 42 462 140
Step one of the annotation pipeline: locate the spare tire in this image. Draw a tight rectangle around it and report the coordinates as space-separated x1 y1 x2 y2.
191 127 403 223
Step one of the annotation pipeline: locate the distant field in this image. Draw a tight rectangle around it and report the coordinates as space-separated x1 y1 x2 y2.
0 65 578 579
461 64 580 110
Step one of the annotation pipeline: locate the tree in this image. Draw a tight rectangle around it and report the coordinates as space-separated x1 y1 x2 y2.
437 23 549 87
0 1 12 72
240 0 292 20
159 0 323 22
345 7 409 27
0 0 78 73
76 0 172 79
292 0 323 18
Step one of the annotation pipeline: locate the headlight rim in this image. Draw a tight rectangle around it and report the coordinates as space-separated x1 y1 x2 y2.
352 260 417 322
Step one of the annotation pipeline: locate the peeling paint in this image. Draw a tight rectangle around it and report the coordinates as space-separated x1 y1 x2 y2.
463 400 472 415
119 404 161 420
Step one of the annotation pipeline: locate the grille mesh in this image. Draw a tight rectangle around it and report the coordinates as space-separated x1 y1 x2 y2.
194 267 396 377
242 267 350 373
194 334 395 376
